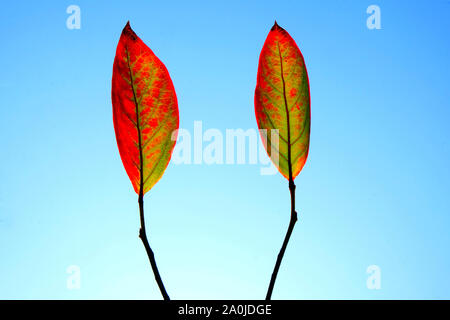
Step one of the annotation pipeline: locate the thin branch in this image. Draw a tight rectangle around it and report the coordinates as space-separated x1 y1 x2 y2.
265 40 299 300
138 191 170 300
266 178 298 300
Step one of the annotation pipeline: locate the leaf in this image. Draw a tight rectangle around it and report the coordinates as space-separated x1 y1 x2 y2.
112 22 179 195
255 22 310 180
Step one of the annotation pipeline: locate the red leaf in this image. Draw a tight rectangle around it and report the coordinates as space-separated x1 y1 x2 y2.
112 22 179 195
255 22 311 180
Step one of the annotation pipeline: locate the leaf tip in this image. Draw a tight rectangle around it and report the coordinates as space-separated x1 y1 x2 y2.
122 21 137 40
271 20 285 32
271 20 278 30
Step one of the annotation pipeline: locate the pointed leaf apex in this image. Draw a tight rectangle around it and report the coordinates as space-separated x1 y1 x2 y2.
271 20 283 31
122 21 137 40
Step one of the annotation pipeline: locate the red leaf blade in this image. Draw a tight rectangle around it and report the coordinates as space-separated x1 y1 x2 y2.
112 22 179 194
255 22 311 180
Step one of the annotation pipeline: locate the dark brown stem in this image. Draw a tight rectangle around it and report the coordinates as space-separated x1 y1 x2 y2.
265 31 299 300
138 191 170 300
265 178 298 300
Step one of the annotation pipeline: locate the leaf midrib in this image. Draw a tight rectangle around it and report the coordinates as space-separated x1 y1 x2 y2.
277 41 293 180
126 47 145 195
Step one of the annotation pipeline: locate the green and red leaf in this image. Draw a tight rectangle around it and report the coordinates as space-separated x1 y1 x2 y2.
255 22 311 180
112 22 179 195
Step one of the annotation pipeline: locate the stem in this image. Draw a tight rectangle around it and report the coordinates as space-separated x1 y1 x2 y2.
126 41 169 300
265 178 298 300
138 191 170 300
265 30 299 300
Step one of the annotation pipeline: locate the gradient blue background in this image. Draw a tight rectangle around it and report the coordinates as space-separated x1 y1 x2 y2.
1 0 449 299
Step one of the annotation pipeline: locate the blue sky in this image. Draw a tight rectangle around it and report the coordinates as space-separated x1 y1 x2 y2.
0 0 449 299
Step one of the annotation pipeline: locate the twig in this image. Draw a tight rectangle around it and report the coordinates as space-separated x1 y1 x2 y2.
138 191 170 300
266 178 298 300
